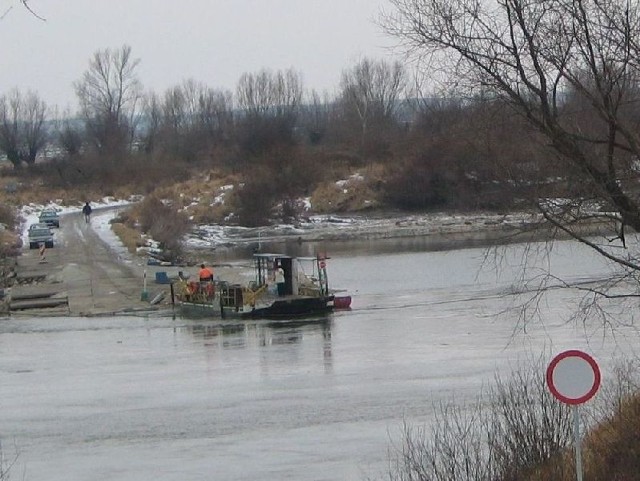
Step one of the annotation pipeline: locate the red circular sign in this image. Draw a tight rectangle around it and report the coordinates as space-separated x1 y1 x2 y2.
546 350 601 405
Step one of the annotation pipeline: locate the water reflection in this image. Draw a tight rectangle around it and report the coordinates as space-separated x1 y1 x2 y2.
5 243 631 481
188 323 246 348
182 317 334 373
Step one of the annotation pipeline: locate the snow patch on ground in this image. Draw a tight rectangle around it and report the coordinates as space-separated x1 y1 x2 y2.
19 198 545 254
19 198 133 249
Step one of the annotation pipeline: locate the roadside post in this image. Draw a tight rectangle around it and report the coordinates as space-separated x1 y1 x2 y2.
141 269 149 301
546 350 601 481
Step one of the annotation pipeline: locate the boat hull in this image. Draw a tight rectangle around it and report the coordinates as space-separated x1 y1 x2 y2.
334 295 352 309
242 295 335 320
177 295 335 321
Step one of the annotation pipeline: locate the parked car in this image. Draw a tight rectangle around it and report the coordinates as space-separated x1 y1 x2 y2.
28 224 54 249
29 223 50 231
38 209 60 228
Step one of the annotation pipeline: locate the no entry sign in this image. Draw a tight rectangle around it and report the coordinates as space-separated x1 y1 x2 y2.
546 350 601 405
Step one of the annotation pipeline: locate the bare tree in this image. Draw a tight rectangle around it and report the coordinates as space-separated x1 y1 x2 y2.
21 91 48 164
74 44 142 154
0 91 21 167
383 0 640 315
153 79 234 162
140 91 162 154
0 89 48 167
54 108 84 158
338 57 407 153
300 89 333 145
236 68 303 118
159 82 196 161
236 68 303 153
197 86 234 146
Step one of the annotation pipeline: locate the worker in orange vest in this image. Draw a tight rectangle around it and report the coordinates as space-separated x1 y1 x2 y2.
199 263 214 282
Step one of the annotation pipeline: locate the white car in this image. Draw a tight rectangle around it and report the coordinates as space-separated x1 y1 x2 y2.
28 223 54 249
38 209 60 228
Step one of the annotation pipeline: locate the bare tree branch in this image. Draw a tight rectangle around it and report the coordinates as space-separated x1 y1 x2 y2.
382 0 640 325
20 0 45 21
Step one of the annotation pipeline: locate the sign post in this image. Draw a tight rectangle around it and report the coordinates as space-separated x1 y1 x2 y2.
141 269 149 302
546 350 601 481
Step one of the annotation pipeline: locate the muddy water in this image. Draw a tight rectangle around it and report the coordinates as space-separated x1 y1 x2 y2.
1 239 638 481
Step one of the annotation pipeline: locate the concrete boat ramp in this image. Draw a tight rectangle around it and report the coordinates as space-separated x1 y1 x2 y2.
3 246 69 314
9 286 69 311
1 211 164 317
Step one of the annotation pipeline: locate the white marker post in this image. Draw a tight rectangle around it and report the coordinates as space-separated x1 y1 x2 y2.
546 350 601 481
141 269 149 302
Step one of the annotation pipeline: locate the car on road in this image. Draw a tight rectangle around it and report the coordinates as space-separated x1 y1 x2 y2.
38 209 60 228
28 224 54 249
29 223 50 231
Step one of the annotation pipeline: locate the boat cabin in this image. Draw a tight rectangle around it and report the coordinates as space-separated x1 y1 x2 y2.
252 253 329 297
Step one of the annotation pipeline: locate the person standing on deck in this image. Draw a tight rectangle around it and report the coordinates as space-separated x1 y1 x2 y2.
199 263 214 282
275 264 285 296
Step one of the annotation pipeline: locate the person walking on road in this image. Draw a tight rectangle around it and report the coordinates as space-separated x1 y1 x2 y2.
82 202 92 223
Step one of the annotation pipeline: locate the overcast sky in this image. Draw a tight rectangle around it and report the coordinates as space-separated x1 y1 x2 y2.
0 0 400 111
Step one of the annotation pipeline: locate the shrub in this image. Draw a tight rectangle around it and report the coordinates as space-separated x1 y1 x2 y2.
228 168 278 227
385 358 575 481
0 205 20 259
0 205 18 231
119 196 193 263
582 360 640 481
385 357 640 481
110 222 143 254
383 156 461 210
310 173 381 213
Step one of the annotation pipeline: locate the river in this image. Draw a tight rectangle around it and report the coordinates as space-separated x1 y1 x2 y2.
1 238 638 481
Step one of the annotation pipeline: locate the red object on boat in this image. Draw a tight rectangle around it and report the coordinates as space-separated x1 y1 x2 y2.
334 295 352 309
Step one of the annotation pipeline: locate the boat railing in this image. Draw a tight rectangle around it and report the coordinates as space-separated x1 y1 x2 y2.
242 283 268 307
174 279 216 302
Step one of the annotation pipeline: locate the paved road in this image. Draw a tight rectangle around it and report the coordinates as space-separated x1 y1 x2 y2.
11 210 160 316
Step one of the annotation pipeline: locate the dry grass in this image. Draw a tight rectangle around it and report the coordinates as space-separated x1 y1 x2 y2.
0 230 21 257
310 164 386 213
144 170 240 223
583 394 640 480
110 222 143 254
515 393 640 481
0 177 81 207
1 162 383 220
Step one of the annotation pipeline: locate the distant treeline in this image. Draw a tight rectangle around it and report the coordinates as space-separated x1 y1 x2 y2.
0 46 571 223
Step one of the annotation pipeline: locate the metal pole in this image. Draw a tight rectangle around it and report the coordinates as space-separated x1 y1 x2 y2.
141 269 149 301
574 405 583 481
169 282 175 320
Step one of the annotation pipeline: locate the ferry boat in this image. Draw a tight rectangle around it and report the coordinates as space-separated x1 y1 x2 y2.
172 253 351 320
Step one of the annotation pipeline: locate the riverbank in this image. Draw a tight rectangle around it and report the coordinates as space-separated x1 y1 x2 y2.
185 209 614 254
1 204 615 318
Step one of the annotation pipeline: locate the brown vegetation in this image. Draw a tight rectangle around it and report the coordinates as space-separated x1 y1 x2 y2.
109 222 142 254
0 203 20 259
114 196 192 263
582 394 640 481
0 31 638 477
387 359 640 481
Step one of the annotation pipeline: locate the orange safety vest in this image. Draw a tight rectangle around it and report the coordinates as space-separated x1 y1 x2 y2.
199 267 214 281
